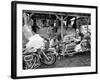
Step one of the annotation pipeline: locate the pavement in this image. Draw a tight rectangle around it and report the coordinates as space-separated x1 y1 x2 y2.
39 51 91 69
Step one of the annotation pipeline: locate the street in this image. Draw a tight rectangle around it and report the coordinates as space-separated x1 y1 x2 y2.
39 51 91 69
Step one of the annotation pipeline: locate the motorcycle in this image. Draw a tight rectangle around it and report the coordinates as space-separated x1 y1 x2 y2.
54 36 91 57
62 37 90 56
23 47 56 69
64 40 90 56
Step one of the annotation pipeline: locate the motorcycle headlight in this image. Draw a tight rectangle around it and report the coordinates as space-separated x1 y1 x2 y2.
31 48 37 52
41 46 45 50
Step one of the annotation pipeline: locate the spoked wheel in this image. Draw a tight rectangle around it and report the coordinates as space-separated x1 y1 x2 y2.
42 53 56 65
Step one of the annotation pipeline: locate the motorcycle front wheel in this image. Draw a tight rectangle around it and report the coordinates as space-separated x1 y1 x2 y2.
42 53 56 65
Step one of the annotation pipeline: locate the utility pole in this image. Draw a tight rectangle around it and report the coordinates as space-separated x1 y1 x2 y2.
61 16 64 40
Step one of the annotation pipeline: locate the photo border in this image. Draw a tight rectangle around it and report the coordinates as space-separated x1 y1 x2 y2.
11 1 98 79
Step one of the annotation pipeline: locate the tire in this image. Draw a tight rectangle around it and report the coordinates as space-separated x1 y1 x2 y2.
67 53 74 56
42 53 56 65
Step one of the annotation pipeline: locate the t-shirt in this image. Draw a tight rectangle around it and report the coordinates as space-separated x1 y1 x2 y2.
37 27 49 39
65 28 75 36
63 28 76 43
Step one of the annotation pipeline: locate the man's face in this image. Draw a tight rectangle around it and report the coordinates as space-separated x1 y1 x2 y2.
81 25 88 34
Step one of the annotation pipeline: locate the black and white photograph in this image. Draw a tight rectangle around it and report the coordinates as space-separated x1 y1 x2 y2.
11 1 97 79
22 10 91 69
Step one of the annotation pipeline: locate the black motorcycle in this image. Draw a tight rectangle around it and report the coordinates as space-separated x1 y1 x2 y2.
23 47 56 69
